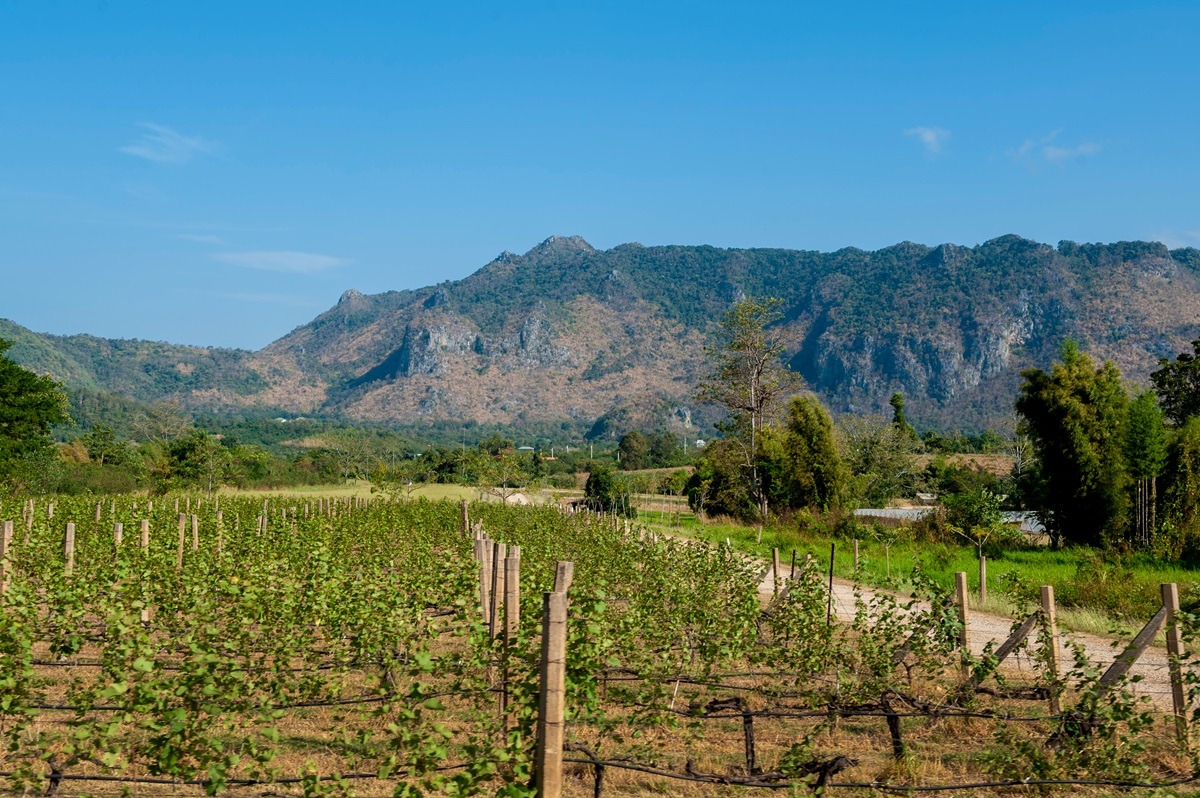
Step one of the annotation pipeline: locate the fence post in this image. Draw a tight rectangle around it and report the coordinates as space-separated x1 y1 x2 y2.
826 542 836 627
1040 585 1061 715
1 520 13 593
772 548 780 596
553 561 574 594
480 538 493 620
176 514 186 571
64 522 76 576
114 522 123 547
460 499 470 535
1162 582 1187 742
954 572 970 679
853 539 859 571
535 590 568 798
505 548 521 646
979 555 987 607
490 542 507 639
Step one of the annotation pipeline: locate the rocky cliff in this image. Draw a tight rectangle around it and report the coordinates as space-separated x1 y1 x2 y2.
5 235 1200 433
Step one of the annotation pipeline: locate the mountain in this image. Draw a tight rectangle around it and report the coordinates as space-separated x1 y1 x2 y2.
6 235 1200 435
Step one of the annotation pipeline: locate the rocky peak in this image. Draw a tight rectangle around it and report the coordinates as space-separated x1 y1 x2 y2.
525 235 596 258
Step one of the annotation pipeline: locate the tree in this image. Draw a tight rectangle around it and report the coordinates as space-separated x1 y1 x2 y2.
686 438 757 520
79 423 134 467
584 462 635 517
890 392 916 438
0 338 70 486
1159 417 1200 559
165 430 231 494
695 297 798 520
476 451 530 502
617 430 648 470
837 414 922 506
762 395 844 511
370 456 433 500
646 431 682 468
1014 341 1129 548
1150 340 1200 425
1125 391 1167 547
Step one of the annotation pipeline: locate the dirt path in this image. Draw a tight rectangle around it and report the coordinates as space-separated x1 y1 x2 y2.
753 565 1177 709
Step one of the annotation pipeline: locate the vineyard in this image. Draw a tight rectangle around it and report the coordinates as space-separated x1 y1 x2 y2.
1 496 1199 796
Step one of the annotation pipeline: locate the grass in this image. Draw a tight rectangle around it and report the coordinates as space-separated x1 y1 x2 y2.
640 507 1200 641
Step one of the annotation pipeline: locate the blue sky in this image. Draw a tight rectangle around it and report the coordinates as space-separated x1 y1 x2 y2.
2 1 1198 349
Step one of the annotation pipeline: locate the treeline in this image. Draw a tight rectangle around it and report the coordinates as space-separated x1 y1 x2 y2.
1017 339 1200 556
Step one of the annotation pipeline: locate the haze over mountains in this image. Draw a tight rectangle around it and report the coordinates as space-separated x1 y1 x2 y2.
4 235 1199 435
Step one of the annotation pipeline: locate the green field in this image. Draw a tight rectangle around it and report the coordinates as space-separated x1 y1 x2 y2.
641 508 1200 639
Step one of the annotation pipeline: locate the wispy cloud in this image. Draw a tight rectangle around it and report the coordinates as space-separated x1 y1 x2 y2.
1008 129 1100 166
120 123 215 164
905 126 950 155
180 233 227 245
1043 141 1102 164
213 250 350 274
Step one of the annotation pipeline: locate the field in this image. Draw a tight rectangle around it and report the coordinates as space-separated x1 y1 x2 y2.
1 496 1197 796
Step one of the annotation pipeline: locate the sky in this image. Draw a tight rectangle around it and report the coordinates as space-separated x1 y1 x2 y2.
2 1 1198 349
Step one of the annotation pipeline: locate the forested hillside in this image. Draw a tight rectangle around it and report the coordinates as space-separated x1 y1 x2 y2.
6 235 1200 434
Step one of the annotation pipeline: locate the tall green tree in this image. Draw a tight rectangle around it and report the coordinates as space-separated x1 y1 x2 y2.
1014 341 1129 548
889 392 916 438
1160 417 1200 559
617 430 648 470
1125 391 1167 547
695 297 798 520
0 338 70 487
1150 339 1200 425
763 395 844 511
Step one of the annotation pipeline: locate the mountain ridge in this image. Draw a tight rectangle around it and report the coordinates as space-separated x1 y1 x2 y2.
5 234 1200 434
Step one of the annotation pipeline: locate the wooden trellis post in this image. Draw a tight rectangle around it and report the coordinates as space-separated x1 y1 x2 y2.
64 523 76 576
1 520 13 593
176 514 186 571
535 589 569 798
954 572 970 679
1040 585 1061 715
1162 582 1187 741
490 542 507 639
114 522 123 547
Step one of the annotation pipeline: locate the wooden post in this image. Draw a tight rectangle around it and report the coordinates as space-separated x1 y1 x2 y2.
853 539 859 570
1 520 13 593
95 502 102 522
480 539 494 620
460 500 470 535
535 591 568 798
826 542 836 627
191 514 199 551
176 514 186 571
1040 585 1061 714
48 502 54 519
771 548 780 596
954 572 970 679
140 520 150 550
1162 582 1187 741
505 549 522 642
490 542 507 639
790 549 797 580
979 555 987 607
114 522 123 547
64 522 76 576
553 561 574 594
